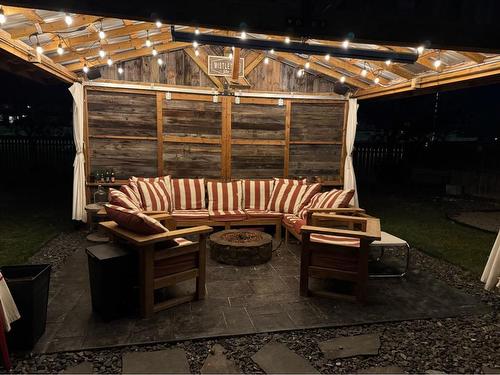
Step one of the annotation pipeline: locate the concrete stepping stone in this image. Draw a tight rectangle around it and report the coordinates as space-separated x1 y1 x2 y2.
122 348 190 374
252 342 319 374
62 361 93 373
358 366 405 374
201 344 241 374
319 333 381 359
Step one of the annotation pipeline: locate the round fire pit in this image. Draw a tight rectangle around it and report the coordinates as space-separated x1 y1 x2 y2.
209 229 273 266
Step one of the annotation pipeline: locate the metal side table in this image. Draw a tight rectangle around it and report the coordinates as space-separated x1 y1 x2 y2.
369 231 410 278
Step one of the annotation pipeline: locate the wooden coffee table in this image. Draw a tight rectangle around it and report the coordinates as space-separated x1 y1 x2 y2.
209 229 273 266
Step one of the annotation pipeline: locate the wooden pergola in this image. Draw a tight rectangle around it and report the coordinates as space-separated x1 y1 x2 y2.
1 5 499 99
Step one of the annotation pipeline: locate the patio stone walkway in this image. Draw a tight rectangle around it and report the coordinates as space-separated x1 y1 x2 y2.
252 342 319 374
319 333 381 359
200 344 241 374
121 348 190 374
33 235 487 354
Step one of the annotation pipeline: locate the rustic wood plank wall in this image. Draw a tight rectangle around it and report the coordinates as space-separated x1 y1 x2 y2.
84 87 347 187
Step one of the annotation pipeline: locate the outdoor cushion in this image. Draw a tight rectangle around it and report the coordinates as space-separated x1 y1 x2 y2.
208 209 247 222
109 188 141 210
136 178 173 212
299 189 355 218
242 179 274 210
244 209 282 218
295 183 322 214
171 209 210 220
171 178 206 210
298 192 323 219
173 237 194 246
310 234 360 248
104 204 168 235
207 180 243 212
267 179 308 214
120 184 143 210
274 178 307 185
282 213 306 233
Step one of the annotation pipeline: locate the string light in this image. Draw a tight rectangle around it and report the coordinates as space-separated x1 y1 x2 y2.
264 57 269 64
107 57 113 66
194 28 200 35
157 57 164 65
64 13 73 26
118 66 124 75
417 45 425 54
324 54 330 61
152 47 158 56
36 42 44 55
270 49 275 54
304 61 310 69
229 52 233 59
297 69 304 77
284 36 290 44
342 39 349 48
193 41 199 48
0 6 6 25
385 59 392 66
57 43 64 55
83 63 89 74
374 77 380 84
433 59 442 68
145 31 152 47
99 48 106 58
240 31 247 39
340 76 346 83
155 20 162 28
99 26 106 40
361 68 368 77
194 49 200 56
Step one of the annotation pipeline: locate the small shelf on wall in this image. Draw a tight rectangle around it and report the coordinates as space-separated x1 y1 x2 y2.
86 180 128 187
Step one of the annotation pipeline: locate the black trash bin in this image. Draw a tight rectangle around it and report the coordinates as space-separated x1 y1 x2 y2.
86 243 137 321
1 264 51 350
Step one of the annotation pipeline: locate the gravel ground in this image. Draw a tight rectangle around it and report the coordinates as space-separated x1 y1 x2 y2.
8 229 500 374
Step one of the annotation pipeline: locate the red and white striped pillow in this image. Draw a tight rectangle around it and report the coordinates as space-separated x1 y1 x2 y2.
104 204 168 235
136 179 173 212
295 183 322 214
120 184 143 209
299 189 355 219
207 181 243 211
266 180 308 214
298 192 323 219
242 179 274 210
274 178 307 185
171 178 206 210
109 188 141 210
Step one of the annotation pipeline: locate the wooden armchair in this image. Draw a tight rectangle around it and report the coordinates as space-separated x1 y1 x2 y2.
300 213 381 303
99 214 213 318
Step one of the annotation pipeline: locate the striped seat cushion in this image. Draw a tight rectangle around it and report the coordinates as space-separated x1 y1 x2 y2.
310 234 360 248
267 180 308 214
208 209 247 222
282 214 306 233
171 178 206 210
242 179 274 210
109 188 142 210
136 179 173 212
104 204 168 235
173 237 194 246
244 209 283 218
120 184 143 210
207 181 243 211
171 209 209 220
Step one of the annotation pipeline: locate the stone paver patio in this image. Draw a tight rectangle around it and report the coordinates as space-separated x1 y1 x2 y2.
34 235 486 354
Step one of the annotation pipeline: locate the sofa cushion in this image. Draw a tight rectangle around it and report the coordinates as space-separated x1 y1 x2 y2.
109 188 141 210
244 209 282 218
267 180 308 214
282 213 306 233
274 178 307 185
207 181 243 212
295 183 322 214
120 184 143 210
242 179 274 210
136 179 173 212
208 209 247 222
104 204 168 235
171 209 210 220
298 192 323 219
171 178 206 210
310 234 360 248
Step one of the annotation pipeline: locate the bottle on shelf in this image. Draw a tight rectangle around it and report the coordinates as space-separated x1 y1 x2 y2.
105 170 110 183
110 169 115 183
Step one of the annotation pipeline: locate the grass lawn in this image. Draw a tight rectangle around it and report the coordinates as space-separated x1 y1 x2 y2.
0 189 74 266
361 188 497 275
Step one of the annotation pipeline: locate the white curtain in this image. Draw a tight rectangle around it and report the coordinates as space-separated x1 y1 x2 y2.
344 98 359 207
481 230 500 290
69 83 87 223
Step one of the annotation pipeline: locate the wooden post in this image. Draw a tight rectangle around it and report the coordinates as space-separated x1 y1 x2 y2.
139 245 155 318
284 99 291 177
221 96 232 181
232 48 241 80
156 92 164 176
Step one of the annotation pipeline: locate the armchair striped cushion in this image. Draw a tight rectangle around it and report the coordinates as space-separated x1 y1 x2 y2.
171 178 206 210
120 184 143 210
267 179 308 214
298 189 355 219
109 188 141 210
104 204 168 235
242 179 274 210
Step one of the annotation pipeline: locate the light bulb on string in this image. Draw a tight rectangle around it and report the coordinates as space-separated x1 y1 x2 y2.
157 57 164 66
296 69 304 77
264 57 269 64
145 31 152 47
284 36 290 44
304 61 310 69
192 41 199 48
36 43 44 55
228 52 233 59
340 76 346 83
240 31 247 39
64 14 73 26
152 47 158 56
194 28 200 35
417 45 425 54
374 77 380 84
269 49 275 54
83 63 89 74
118 66 124 75
342 39 349 48
385 59 392 66
433 59 442 68
57 43 64 55
107 57 113 66
0 7 6 25
155 20 162 28
99 48 106 58
324 54 330 61
99 27 106 40
195 49 200 56
361 68 367 77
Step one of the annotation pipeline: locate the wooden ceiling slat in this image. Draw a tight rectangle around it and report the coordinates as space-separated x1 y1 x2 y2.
9 15 101 39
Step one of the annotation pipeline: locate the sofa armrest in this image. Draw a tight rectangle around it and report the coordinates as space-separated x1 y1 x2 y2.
301 223 381 241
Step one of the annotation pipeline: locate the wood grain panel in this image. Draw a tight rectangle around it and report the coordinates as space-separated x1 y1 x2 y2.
87 91 157 137
89 138 157 179
231 144 284 179
289 144 342 180
231 103 285 140
163 142 221 178
163 99 222 138
290 102 345 142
